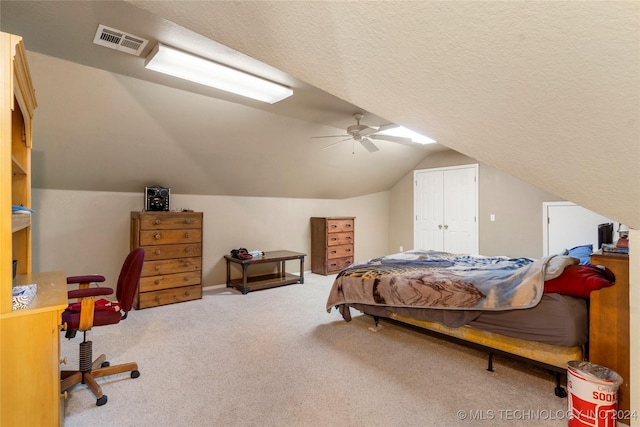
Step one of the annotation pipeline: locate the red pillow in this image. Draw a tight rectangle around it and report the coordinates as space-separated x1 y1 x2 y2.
544 265 615 298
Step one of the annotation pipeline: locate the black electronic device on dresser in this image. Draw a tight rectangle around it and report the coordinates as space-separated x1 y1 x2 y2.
145 186 170 211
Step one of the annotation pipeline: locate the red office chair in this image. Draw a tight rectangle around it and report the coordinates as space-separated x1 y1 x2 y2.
60 248 145 406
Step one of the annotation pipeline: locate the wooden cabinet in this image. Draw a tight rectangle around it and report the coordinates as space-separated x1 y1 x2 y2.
1 32 66 426
131 211 203 309
589 252 630 424
1 272 68 427
310 217 355 275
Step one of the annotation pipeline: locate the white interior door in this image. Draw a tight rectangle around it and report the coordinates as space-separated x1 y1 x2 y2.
543 202 618 256
414 169 444 250
414 165 478 254
443 167 478 254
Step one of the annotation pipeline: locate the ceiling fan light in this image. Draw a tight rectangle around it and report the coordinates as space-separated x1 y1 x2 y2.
145 43 293 104
378 125 436 145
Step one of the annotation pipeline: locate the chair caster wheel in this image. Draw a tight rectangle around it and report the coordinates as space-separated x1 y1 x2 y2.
131 370 140 379
96 395 108 406
101 361 110 368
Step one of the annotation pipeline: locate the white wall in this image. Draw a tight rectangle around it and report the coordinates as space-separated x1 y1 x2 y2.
31 189 390 287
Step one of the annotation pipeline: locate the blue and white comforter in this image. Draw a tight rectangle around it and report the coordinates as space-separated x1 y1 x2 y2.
326 250 577 314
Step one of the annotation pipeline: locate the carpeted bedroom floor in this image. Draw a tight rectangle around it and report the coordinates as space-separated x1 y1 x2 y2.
62 272 571 426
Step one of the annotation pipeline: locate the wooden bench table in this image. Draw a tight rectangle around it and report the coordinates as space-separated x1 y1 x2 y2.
224 250 306 294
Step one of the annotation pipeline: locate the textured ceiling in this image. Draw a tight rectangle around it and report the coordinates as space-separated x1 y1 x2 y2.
2 1 638 227
1 0 445 200
127 0 639 228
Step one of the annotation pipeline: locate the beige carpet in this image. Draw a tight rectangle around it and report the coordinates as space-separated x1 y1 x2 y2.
62 273 570 426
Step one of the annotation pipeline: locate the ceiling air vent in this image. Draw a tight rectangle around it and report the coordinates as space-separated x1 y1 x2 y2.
93 24 149 56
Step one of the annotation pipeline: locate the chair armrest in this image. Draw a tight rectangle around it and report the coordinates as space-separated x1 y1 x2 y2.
68 287 114 299
67 275 106 285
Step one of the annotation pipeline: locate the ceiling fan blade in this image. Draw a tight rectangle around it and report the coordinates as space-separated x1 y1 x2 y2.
359 126 379 136
376 123 398 132
369 134 414 144
311 134 350 139
322 137 352 150
359 137 379 153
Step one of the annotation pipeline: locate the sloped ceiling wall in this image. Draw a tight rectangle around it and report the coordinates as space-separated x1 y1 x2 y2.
26 51 430 199
128 1 639 228
1 1 448 201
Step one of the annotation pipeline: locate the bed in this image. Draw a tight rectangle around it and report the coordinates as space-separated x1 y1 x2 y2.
325 249 616 396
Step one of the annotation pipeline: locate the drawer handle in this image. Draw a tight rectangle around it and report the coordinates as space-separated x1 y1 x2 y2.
185 232 191 238
330 237 337 241
185 247 192 253
184 276 190 281
330 250 337 255
155 249 161 255
155 219 162 225
155 265 161 271
346 248 352 253
155 279 161 284
154 233 161 240
184 261 191 267
185 218 192 224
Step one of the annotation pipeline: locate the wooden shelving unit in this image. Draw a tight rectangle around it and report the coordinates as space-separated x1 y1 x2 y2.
1 31 66 426
11 212 31 233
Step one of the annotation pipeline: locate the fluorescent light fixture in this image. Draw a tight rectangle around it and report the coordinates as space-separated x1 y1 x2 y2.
378 125 436 144
145 43 293 104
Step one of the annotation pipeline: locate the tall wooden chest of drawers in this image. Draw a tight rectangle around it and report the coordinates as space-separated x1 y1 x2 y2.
310 217 355 275
130 211 203 309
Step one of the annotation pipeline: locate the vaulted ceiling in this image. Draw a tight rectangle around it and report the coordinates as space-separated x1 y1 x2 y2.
2 1 638 227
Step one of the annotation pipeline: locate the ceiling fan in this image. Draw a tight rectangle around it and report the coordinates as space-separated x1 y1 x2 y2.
311 113 413 153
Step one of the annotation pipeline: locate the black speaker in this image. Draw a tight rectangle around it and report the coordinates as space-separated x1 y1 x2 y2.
598 223 613 249
145 186 170 211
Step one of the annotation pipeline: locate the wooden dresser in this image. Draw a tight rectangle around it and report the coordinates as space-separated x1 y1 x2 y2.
130 211 203 309
310 217 355 275
589 251 630 424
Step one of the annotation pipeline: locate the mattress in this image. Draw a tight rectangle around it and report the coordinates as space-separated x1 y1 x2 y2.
469 293 588 346
347 292 588 347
